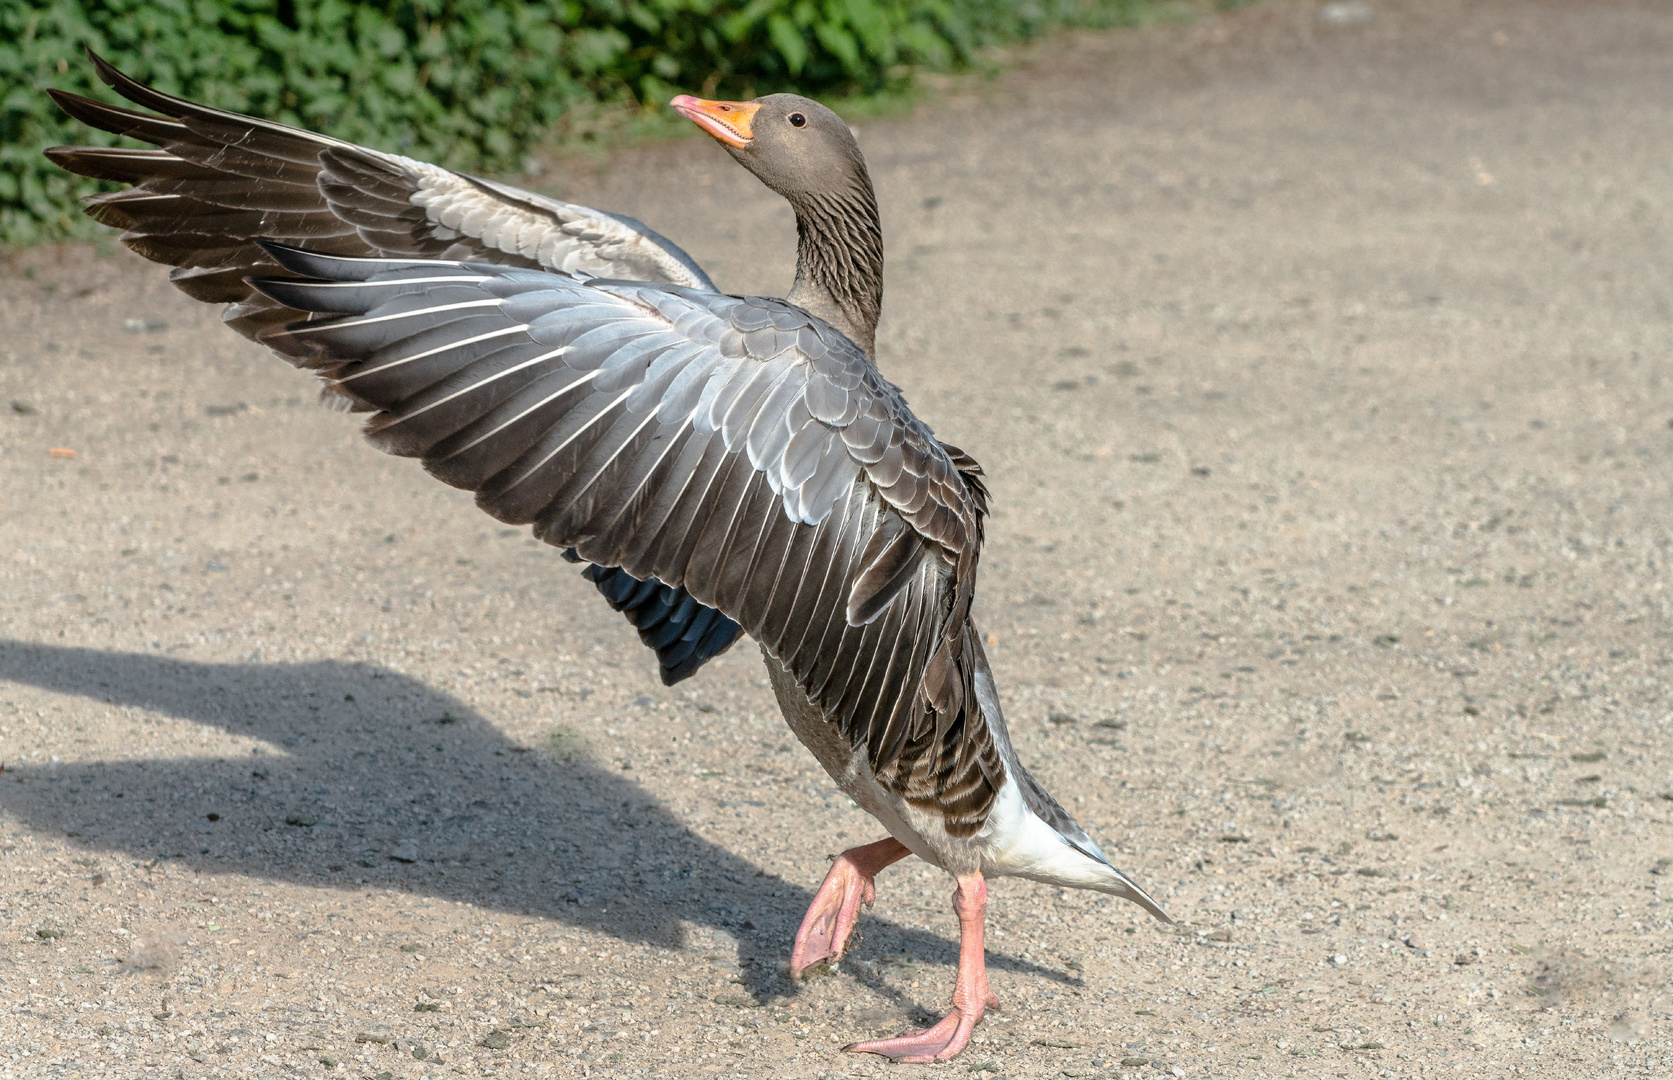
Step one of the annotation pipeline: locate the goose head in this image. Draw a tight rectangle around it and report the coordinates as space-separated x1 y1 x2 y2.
671 93 884 355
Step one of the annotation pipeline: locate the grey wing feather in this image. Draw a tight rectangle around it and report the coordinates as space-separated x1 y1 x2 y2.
462 176 715 290
42 50 714 348
42 53 725 676
247 247 1000 825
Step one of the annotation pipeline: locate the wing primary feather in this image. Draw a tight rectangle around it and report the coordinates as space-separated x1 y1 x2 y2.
682 450 769 601
432 367 601 463
857 599 917 765
587 415 698 565
45 89 188 144
490 384 638 496
663 612 745 684
639 431 735 588
847 523 927 625
709 474 783 614
540 394 664 509
797 491 875 696
335 324 532 383
736 496 800 631
872 588 935 770
656 605 718 671
247 275 486 312
366 345 568 433
755 518 823 656
641 591 701 649
775 485 860 666
254 241 467 279
574 563 741 684
268 297 502 337
509 394 641 532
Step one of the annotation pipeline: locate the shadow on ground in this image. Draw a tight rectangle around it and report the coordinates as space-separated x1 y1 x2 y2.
0 641 1072 1000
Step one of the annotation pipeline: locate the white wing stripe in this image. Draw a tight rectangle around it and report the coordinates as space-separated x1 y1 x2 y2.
336 324 531 383
556 395 671 514
96 192 175 204
373 346 571 429
500 386 640 493
598 412 699 535
284 275 486 290
435 367 603 462
285 298 501 335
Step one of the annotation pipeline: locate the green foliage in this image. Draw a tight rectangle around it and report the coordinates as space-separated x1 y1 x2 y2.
2 0 1175 247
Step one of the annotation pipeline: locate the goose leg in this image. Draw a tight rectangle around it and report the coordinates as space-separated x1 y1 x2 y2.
847 872 998 1063
789 837 910 979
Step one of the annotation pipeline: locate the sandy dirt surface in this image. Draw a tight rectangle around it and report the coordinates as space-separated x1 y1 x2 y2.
2 2 1670 1078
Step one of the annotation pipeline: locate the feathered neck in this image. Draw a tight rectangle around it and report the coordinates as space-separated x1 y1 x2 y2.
785 173 883 355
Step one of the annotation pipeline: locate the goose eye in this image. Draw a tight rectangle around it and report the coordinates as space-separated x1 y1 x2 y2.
788 113 806 128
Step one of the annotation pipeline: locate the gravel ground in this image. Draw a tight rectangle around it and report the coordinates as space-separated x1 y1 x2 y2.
2 2 1670 1078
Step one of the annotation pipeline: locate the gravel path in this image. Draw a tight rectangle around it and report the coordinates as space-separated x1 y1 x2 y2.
1 2 1669 1078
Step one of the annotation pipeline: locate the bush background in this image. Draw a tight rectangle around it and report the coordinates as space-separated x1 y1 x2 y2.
2 0 1209 247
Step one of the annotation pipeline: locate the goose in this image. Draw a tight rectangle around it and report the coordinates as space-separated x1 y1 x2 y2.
45 53 1169 1063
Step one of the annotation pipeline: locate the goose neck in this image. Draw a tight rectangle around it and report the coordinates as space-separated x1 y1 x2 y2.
786 183 883 355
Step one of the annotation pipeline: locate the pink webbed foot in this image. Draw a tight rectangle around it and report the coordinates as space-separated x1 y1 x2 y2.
847 872 996 1063
789 837 909 980
845 1000 997 1063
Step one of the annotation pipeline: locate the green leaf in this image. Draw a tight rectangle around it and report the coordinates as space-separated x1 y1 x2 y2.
812 19 861 75
767 14 808 75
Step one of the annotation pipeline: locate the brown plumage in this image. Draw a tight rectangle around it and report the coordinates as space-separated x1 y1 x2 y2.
46 55 1002 829
46 61 1167 1065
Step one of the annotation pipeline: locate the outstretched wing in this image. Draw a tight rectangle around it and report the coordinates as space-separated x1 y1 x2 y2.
44 52 733 680
43 51 714 345
250 245 1001 827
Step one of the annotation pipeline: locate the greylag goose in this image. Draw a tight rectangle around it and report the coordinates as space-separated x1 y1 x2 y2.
45 53 1169 1063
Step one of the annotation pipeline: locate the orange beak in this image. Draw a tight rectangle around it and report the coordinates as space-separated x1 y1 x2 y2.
669 95 760 149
